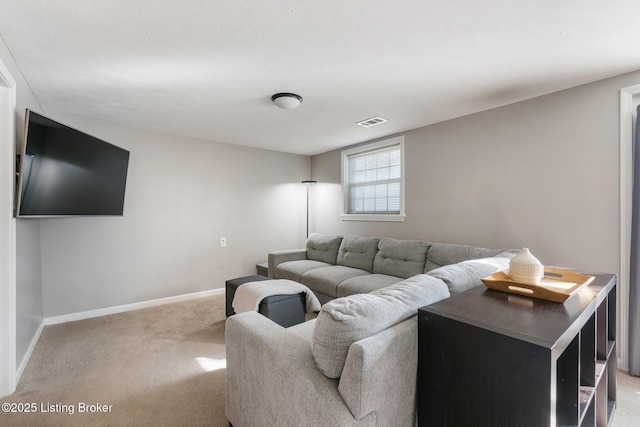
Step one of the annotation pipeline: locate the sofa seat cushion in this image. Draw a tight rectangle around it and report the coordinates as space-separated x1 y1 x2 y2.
306 233 343 264
337 274 402 298
311 274 450 378
336 235 380 273
427 254 512 295
301 265 370 298
287 318 316 343
373 238 430 278
424 242 504 272
274 260 332 282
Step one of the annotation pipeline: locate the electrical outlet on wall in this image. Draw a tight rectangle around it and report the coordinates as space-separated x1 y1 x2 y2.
220 237 227 247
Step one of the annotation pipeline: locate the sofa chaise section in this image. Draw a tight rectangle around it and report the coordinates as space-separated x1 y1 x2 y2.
226 312 370 427
225 274 450 427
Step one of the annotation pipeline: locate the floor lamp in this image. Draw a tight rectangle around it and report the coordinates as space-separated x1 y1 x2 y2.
301 180 316 238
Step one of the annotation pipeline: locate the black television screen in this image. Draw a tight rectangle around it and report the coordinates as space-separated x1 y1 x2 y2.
16 110 130 217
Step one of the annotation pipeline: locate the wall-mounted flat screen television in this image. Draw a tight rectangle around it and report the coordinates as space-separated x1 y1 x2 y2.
15 109 130 218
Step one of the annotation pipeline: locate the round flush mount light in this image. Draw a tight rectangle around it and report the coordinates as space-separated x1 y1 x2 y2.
271 92 303 110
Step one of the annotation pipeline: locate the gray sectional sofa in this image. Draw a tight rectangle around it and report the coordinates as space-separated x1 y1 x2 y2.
226 233 517 426
268 233 516 304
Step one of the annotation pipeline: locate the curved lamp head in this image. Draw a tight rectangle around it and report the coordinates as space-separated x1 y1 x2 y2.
272 93 303 110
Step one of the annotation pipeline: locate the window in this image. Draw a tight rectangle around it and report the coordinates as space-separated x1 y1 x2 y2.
341 136 405 221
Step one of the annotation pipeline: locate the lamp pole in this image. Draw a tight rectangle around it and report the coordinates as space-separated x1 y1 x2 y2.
301 180 316 238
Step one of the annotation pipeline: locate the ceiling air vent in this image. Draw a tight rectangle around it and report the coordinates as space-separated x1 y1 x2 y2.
356 116 387 128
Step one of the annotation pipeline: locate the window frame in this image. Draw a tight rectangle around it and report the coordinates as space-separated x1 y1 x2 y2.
340 136 405 222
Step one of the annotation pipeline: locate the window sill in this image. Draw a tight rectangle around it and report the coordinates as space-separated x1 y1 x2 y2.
340 213 405 222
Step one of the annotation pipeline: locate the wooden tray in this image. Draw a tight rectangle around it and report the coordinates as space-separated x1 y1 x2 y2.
481 267 595 303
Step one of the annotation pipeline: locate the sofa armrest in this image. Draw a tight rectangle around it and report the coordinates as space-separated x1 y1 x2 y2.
268 249 307 278
225 312 374 427
338 316 418 426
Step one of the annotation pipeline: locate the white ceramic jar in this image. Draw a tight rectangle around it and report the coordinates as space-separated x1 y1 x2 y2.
509 247 544 285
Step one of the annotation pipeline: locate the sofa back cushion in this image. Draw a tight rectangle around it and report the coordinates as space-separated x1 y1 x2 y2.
336 235 380 273
372 238 430 278
311 274 450 378
424 242 504 272
306 233 343 264
427 252 514 295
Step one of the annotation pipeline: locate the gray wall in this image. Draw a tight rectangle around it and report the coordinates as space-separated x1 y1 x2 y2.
36 120 310 317
311 70 640 276
15 221 42 361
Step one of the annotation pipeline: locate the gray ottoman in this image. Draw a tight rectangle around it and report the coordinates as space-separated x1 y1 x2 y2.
225 275 306 328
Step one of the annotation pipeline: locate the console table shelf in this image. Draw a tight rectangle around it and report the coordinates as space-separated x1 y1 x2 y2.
417 272 616 427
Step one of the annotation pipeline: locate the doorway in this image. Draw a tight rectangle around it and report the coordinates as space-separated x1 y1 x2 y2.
620 84 640 371
0 57 16 397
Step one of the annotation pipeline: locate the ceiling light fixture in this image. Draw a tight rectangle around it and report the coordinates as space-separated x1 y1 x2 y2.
272 93 303 110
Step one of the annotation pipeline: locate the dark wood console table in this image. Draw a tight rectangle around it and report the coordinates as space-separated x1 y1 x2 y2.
417 272 616 427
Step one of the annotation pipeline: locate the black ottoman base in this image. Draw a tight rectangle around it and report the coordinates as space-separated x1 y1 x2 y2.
225 275 306 328
225 275 269 317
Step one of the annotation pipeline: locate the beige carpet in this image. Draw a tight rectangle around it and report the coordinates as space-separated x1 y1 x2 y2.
1 293 640 426
613 370 640 427
1 294 228 427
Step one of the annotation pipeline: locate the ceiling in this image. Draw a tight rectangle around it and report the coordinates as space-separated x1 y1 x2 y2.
1 1 640 156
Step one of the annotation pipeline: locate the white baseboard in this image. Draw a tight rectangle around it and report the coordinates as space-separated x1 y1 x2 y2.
15 320 45 385
44 288 225 326
15 288 225 385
